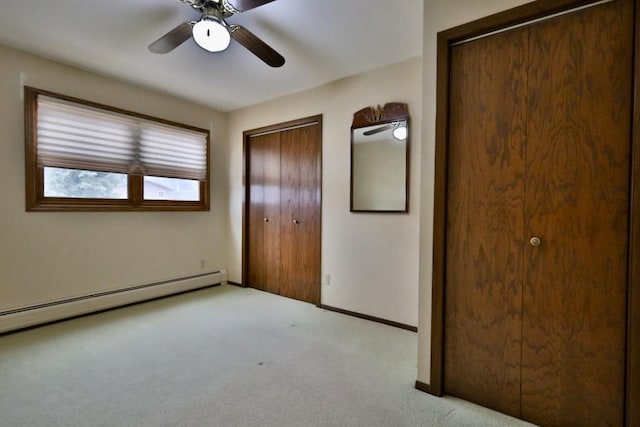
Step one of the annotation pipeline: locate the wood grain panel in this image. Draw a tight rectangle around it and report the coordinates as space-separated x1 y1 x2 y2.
292 124 321 304
262 133 282 295
247 134 267 291
279 124 321 304
445 26 528 418
279 126 300 301
521 1 633 425
247 132 282 293
629 5 640 423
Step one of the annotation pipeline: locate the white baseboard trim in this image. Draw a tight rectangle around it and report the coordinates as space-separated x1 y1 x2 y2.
0 269 228 334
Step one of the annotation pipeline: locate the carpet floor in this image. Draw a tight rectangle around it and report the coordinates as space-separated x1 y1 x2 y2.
0 285 535 426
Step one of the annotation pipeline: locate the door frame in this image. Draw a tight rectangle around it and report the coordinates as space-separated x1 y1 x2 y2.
428 0 639 424
241 115 323 305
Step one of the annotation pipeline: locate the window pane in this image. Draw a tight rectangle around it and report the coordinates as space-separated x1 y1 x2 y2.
143 176 200 201
44 167 127 199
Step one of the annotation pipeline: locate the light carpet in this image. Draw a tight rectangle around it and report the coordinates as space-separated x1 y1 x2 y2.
0 285 535 427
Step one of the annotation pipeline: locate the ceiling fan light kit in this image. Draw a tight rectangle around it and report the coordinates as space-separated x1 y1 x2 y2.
149 0 285 67
192 15 230 52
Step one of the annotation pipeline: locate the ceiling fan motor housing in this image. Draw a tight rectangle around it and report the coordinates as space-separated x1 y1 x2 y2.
180 0 238 16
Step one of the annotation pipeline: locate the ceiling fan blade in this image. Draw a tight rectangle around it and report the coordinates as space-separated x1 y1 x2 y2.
229 25 285 67
226 0 276 13
148 22 193 54
363 124 394 136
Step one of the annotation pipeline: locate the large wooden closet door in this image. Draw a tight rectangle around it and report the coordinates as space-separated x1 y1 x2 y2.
521 2 633 425
245 117 322 305
247 132 281 295
445 26 528 418
444 1 632 425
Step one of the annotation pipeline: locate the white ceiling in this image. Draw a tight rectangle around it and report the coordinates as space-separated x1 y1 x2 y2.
0 0 423 112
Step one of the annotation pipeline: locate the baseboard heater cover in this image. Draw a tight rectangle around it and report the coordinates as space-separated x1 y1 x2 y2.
0 269 227 334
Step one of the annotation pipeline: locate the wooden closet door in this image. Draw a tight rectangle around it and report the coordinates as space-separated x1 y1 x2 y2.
247 132 281 295
444 26 528 418
279 124 321 304
521 1 633 425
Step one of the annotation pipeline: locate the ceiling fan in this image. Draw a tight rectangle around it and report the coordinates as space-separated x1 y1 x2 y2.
148 0 285 67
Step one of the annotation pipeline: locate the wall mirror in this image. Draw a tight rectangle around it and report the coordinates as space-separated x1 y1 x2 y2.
351 102 409 213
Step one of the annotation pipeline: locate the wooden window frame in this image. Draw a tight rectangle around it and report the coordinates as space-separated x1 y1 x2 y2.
24 87 210 212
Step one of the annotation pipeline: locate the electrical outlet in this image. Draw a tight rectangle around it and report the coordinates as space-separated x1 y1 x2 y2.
324 274 331 286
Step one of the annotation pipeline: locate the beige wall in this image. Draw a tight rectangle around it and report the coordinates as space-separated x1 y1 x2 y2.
0 45 229 311
417 0 536 384
228 56 423 327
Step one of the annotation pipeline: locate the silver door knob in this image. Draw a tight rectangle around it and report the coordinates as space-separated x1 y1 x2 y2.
529 237 541 247
264 217 269 222
293 219 299 225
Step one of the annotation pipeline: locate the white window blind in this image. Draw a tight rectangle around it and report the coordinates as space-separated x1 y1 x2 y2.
36 95 208 181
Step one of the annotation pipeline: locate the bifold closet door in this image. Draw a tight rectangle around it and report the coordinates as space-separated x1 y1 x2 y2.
444 0 632 425
279 124 321 304
444 24 528 418
246 120 321 305
247 132 281 295
520 1 632 424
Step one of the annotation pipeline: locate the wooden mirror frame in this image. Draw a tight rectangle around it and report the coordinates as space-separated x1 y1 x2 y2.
350 102 410 213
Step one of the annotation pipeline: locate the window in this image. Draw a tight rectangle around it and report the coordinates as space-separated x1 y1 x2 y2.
24 87 210 211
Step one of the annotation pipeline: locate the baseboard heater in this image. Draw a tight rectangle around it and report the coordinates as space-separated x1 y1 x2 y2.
0 269 227 334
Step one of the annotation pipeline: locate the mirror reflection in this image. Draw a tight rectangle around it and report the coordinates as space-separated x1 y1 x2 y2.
350 103 409 213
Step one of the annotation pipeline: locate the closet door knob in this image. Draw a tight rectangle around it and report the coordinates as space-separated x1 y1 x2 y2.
293 219 299 225
529 237 541 247
264 217 269 222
